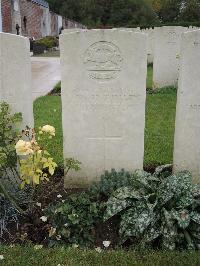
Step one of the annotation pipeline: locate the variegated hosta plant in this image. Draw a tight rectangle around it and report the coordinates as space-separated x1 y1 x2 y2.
104 165 200 250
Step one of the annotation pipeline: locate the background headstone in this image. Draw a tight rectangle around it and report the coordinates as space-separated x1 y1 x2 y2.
141 28 155 64
60 29 147 187
153 26 188 89
0 33 33 128
63 28 86 34
173 29 200 183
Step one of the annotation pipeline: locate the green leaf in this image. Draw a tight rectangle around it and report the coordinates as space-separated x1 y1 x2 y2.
192 184 200 198
133 170 153 189
157 171 192 207
104 197 133 221
162 234 176 250
162 208 174 227
104 186 142 221
175 192 194 209
119 201 155 239
171 209 190 229
154 164 172 177
190 211 200 225
113 186 142 200
143 224 161 242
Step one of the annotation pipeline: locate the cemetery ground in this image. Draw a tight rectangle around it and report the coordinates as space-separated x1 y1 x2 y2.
34 66 176 168
33 50 60 57
34 88 176 166
0 246 200 266
31 57 61 100
1 62 199 265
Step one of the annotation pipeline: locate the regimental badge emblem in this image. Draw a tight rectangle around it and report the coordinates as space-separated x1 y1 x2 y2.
83 41 123 81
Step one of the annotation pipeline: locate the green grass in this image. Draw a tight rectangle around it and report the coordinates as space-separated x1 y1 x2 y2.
145 88 177 166
0 245 199 266
34 88 177 168
33 96 63 165
147 64 153 89
33 50 60 57
34 65 177 167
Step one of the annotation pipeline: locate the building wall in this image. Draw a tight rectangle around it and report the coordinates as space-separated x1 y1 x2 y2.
1 0 86 39
50 11 58 36
0 0 3 31
20 0 43 39
2 0 12 33
11 0 21 34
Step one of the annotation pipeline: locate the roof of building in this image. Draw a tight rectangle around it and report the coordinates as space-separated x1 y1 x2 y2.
31 0 49 9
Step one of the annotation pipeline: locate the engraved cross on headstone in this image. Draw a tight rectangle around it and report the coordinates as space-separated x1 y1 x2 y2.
87 115 122 168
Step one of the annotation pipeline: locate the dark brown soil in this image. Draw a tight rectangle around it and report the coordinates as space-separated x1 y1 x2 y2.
1 167 120 247
2 165 172 247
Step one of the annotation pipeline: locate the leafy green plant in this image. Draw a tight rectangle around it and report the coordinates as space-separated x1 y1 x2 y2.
0 102 25 212
35 36 58 49
104 165 200 250
0 102 28 237
0 195 19 240
0 102 58 213
16 125 57 189
45 192 104 247
89 169 132 199
0 102 22 177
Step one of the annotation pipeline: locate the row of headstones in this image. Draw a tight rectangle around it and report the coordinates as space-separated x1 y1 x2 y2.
64 26 199 89
0 29 200 186
143 26 199 89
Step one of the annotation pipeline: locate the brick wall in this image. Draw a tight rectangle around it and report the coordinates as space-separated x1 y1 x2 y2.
20 0 44 39
2 0 12 32
1 0 86 39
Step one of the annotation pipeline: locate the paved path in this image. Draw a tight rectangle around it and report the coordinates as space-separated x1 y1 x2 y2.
31 57 61 100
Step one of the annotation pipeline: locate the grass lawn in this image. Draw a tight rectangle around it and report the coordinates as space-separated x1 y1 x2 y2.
33 50 60 57
0 246 199 266
147 64 153 89
34 82 177 168
145 88 177 166
34 96 64 165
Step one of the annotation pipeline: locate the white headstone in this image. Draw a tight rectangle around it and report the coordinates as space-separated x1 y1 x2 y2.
117 27 140 32
173 30 200 183
153 26 188 89
60 29 147 187
0 33 33 128
58 15 63 32
63 29 86 34
141 28 155 64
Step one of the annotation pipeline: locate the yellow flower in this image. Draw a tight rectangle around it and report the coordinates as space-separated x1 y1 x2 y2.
41 125 55 136
15 140 33 156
